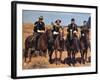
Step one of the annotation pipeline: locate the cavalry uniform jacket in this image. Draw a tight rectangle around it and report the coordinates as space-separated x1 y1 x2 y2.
67 23 79 51
52 24 62 42
52 25 62 33
67 23 78 39
67 23 78 33
33 21 45 49
34 21 45 33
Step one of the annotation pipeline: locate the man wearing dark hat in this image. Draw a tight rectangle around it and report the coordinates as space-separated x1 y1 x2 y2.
67 18 78 39
80 20 90 52
81 20 89 37
33 16 45 49
34 16 45 33
67 18 79 66
52 19 62 39
51 19 63 63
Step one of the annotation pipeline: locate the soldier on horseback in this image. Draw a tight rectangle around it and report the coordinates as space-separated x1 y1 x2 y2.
67 18 79 66
80 21 91 64
52 19 62 40
51 19 63 64
67 18 78 40
81 21 89 37
33 16 45 49
80 20 90 49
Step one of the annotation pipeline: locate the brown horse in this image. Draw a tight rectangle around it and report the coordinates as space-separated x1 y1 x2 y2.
24 35 36 62
24 29 54 63
53 27 67 65
79 32 90 64
36 32 48 57
46 29 54 63
66 29 79 66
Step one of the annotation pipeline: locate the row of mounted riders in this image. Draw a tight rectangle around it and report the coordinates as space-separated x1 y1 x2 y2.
24 17 91 66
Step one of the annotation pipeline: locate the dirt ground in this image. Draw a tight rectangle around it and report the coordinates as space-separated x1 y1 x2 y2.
22 23 91 69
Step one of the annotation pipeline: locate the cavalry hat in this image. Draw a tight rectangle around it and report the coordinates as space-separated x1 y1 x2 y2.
71 18 75 21
55 19 61 23
39 16 43 20
83 20 87 23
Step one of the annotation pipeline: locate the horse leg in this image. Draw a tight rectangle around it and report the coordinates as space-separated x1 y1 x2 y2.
27 48 32 62
55 50 58 65
67 50 71 66
39 50 43 56
85 50 88 63
59 50 62 63
48 50 53 63
68 50 71 59
72 50 75 66
83 50 85 64
89 41 91 51
35 50 39 57
43 50 47 58
81 50 84 64
44 50 47 58
24 48 28 62
56 50 61 65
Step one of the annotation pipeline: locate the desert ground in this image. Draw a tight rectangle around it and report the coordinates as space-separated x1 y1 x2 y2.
22 23 91 69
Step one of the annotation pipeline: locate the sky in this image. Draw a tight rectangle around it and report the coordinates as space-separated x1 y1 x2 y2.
22 10 91 26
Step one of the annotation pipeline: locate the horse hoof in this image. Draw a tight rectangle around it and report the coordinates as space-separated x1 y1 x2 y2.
72 64 75 66
83 62 85 64
68 64 71 66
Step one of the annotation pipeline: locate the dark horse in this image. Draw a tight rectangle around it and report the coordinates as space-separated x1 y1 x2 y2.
36 32 48 57
24 31 49 62
79 29 90 64
67 30 79 66
24 35 36 62
46 29 54 63
52 28 67 65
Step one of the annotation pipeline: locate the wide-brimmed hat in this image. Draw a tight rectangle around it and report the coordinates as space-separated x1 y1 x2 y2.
71 18 75 21
83 20 87 23
39 16 43 20
55 19 61 23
